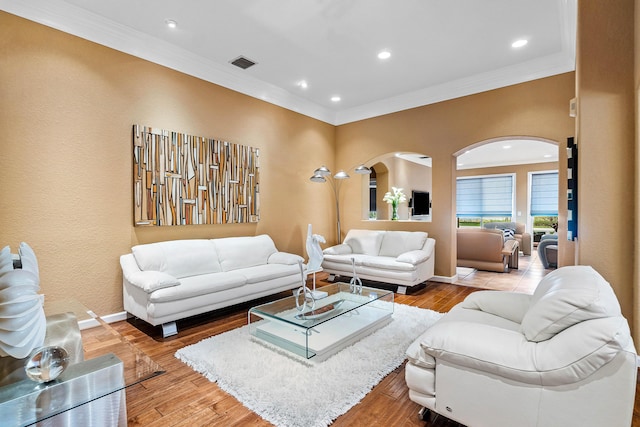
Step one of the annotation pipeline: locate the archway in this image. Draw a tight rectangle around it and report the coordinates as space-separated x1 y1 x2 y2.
361 152 432 221
453 136 560 251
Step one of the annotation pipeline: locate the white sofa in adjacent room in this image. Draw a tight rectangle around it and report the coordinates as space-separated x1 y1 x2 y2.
120 235 304 337
405 266 637 427
321 229 435 293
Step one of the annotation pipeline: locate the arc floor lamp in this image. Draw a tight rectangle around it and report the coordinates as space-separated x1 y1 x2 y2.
310 164 371 243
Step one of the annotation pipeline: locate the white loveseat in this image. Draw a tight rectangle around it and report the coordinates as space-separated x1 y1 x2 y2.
405 266 637 426
321 229 435 293
120 235 304 337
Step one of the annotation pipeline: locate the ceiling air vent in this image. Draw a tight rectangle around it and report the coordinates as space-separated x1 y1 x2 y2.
230 56 257 70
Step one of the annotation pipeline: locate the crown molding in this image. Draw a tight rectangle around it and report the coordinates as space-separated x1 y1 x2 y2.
0 0 338 124
1 0 575 126
334 52 575 125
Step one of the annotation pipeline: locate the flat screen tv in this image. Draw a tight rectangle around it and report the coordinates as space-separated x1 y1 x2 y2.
411 190 430 216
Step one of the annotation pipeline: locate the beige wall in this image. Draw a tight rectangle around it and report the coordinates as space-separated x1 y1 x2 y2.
335 73 576 280
0 12 335 316
575 1 636 333
2 12 596 326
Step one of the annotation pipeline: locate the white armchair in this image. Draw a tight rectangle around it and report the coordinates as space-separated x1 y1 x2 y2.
405 266 637 427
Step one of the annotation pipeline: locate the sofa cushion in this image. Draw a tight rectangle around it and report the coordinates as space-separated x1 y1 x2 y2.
343 230 385 256
521 266 621 342
396 250 429 265
359 255 417 272
214 234 278 272
379 231 428 257
149 272 246 303
132 239 221 279
239 264 300 284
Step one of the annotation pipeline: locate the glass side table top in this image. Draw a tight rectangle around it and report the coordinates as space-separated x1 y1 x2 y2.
249 283 394 361
0 299 164 426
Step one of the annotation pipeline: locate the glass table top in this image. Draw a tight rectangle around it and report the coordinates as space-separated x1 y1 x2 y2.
249 282 394 330
0 299 164 426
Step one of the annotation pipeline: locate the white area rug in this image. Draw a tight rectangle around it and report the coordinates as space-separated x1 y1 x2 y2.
175 303 442 427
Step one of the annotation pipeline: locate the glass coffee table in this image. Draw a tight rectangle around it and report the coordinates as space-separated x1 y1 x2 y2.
248 283 394 362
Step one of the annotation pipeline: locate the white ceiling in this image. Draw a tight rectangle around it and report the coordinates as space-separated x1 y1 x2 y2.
2 0 576 127
456 139 559 170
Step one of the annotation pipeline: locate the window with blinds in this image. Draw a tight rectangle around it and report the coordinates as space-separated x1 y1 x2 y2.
530 172 558 216
456 174 514 218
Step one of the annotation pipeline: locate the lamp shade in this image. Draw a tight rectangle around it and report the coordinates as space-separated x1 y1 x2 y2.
354 164 371 175
333 170 349 179
310 174 326 183
313 165 331 177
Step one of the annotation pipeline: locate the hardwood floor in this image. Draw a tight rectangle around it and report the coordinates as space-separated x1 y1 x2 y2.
99 256 640 427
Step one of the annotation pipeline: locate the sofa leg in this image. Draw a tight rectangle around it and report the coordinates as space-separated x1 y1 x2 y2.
397 286 407 295
418 407 431 421
161 321 178 338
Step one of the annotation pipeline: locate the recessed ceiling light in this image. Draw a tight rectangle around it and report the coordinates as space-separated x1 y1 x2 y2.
298 80 308 89
543 154 553 158
331 96 341 102
165 19 177 29
512 39 528 48
378 50 391 60
502 145 512 149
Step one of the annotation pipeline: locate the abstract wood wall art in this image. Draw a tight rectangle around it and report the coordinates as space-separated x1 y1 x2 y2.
133 125 260 226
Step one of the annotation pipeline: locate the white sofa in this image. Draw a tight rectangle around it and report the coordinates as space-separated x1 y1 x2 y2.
405 266 637 427
321 229 435 293
120 235 304 337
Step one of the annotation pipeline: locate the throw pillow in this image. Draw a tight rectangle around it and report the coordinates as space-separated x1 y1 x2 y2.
502 228 515 241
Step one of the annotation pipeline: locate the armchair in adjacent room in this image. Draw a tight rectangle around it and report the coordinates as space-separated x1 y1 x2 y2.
538 234 558 269
483 221 532 255
405 266 637 427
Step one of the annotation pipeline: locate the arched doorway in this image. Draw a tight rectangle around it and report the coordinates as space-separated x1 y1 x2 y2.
453 137 559 248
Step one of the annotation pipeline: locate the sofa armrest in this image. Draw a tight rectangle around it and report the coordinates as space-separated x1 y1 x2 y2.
323 244 353 255
421 316 629 386
459 290 531 324
520 232 532 254
267 251 304 265
501 239 518 255
396 250 430 265
421 237 436 254
120 254 180 293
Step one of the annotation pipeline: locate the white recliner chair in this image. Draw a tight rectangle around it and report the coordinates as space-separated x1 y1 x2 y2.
405 266 637 427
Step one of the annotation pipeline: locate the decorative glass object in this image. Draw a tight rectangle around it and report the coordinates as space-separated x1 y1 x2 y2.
391 202 399 220
383 187 406 221
25 346 70 383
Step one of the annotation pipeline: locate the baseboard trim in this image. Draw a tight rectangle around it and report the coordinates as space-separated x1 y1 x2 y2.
430 274 458 284
78 311 128 330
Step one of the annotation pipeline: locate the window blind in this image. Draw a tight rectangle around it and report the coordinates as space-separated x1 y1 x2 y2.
456 175 513 217
530 172 558 216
